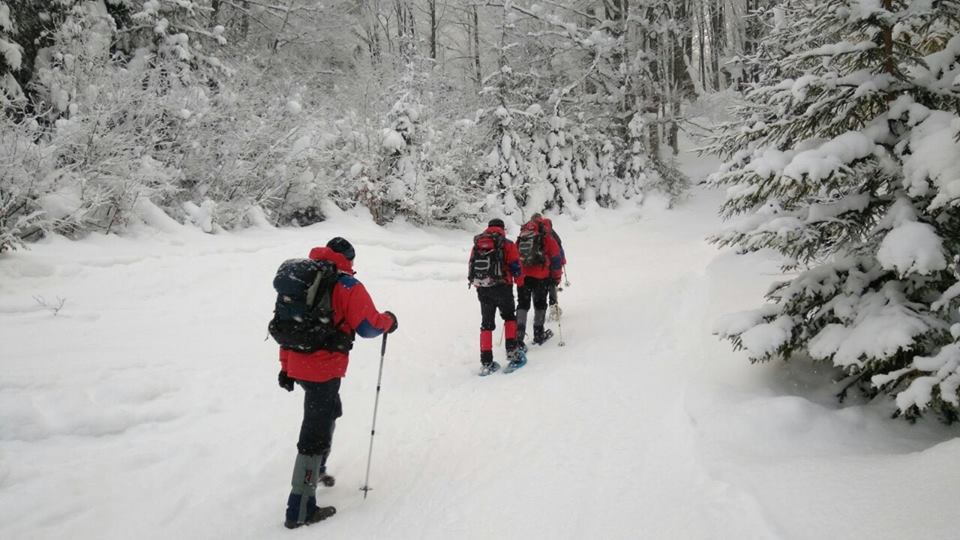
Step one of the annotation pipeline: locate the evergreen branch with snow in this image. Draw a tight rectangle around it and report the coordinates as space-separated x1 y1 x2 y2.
710 0 960 421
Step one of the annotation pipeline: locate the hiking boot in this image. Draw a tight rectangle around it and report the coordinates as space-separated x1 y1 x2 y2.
286 454 334 529
479 361 501 376
515 340 528 353
284 505 336 529
533 328 553 345
505 349 527 372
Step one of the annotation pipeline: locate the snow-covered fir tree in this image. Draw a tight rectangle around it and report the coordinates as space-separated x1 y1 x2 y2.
0 0 22 106
711 0 960 421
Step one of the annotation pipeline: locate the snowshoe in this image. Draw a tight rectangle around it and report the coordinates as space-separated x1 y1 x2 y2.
533 329 553 346
516 340 528 353
503 350 527 373
284 506 336 529
479 361 501 377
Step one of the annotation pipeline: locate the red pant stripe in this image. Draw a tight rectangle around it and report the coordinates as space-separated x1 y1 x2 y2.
480 330 493 352
504 320 517 340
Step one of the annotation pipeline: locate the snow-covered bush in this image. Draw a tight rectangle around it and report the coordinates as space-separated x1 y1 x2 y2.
711 0 960 421
19 7 170 234
0 0 342 236
0 114 49 251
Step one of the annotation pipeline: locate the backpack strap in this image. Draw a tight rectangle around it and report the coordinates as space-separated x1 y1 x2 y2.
314 269 356 352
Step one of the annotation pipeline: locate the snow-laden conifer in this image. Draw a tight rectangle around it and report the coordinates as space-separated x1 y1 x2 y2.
711 0 960 421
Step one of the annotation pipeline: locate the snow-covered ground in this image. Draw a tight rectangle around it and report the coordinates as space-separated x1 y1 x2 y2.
3 173 960 538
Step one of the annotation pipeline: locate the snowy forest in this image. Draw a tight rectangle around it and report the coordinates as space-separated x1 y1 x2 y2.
4 0 958 423
0 0 774 242
4 2 960 538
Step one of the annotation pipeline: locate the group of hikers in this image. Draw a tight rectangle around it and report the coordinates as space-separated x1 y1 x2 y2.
268 214 567 529
467 214 566 375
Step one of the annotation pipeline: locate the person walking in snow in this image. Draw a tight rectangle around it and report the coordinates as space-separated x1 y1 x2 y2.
276 237 398 529
468 218 525 375
540 217 566 313
515 214 563 349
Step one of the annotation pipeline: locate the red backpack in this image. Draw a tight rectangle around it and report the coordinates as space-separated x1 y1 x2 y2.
516 221 546 267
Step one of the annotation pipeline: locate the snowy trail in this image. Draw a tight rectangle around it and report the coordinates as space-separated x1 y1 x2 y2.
2 190 960 540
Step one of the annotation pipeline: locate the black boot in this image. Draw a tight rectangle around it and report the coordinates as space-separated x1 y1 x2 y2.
285 505 336 529
516 309 528 350
533 326 553 345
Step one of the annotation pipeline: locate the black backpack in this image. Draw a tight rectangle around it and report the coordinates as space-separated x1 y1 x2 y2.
268 259 353 353
468 232 506 287
517 221 546 267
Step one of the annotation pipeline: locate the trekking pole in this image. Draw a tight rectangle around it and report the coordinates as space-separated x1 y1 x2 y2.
563 264 570 288
361 334 388 499
556 299 566 347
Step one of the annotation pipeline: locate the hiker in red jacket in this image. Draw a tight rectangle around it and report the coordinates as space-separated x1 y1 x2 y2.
515 214 563 348
541 217 566 312
278 237 398 529
468 218 525 375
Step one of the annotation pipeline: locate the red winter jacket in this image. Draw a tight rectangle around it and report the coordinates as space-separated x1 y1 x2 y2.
542 218 567 266
517 218 563 282
468 226 522 285
279 247 394 383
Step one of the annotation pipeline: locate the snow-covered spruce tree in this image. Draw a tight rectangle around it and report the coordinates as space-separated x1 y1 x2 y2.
0 0 24 107
476 3 547 222
540 114 581 211
416 113 487 225
373 58 426 225
711 0 960 421
535 0 688 208
0 1 43 251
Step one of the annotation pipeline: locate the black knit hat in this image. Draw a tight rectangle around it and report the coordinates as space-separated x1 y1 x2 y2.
326 237 355 261
488 218 505 229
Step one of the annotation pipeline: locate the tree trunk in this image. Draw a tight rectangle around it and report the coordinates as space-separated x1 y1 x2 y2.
472 5 482 91
698 7 706 91
743 0 757 86
669 0 692 155
395 0 416 59
645 7 661 160
241 0 250 40
710 0 726 90
362 0 382 65
881 0 895 78
429 0 437 59
272 0 295 53
210 0 221 26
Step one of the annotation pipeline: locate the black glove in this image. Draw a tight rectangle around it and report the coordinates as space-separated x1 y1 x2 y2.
384 310 399 334
278 370 295 392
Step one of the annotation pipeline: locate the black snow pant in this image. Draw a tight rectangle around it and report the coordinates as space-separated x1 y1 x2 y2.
517 277 551 342
477 284 518 365
296 378 343 462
